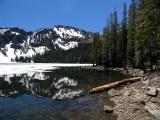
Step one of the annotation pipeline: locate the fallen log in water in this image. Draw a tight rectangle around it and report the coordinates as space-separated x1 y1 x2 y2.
89 77 143 94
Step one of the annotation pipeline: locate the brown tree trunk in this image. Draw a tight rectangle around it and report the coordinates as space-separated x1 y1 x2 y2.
89 77 142 94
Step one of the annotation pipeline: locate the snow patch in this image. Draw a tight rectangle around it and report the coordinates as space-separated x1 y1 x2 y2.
0 42 49 63
53 27 84 39
0 53 11 63
33 29 45 37
11 31 20 35
55 38 78 50
0 29 9 35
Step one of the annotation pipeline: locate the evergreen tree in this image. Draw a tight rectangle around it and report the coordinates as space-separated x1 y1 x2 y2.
102 18 111 66
102 11 119 67
135 0 160 71
112 10 119 66
121 2 128 69
117 24 123 67
127 0 136 67
91 0 160 70
135 0 145 70
90 33 102 65
110 13 114 67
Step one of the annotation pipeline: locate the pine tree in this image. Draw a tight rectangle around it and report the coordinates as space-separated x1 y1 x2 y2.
121 2 128 69
127 0 136 67
93 0 160 70
112 10 119 66
110 13 114 67
135 0 160 71
102 10 118 67
90 33 102 65
102 18 111 66
117 24 123 67
135 0 145 70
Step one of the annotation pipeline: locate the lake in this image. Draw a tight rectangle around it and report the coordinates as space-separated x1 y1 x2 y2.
0 63 127 120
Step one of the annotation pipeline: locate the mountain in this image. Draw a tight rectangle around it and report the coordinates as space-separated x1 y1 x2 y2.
0 25 93 63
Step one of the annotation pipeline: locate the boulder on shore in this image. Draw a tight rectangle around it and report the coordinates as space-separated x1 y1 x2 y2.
147 87 157 97
145 102 160 120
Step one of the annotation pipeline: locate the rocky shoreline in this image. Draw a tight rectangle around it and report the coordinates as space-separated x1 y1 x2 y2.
85 66 160 120
106 72 160 120
82 66 144 76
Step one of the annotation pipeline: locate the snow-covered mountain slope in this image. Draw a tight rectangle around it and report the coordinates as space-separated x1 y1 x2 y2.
0 25 93 63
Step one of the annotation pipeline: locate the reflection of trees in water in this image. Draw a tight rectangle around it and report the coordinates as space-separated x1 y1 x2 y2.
0 72 83 100
0 67 126 99
0 77 27 97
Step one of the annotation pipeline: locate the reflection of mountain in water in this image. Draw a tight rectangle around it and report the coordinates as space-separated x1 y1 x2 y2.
0 72 83 100
0 67 127 100
51 77 82 99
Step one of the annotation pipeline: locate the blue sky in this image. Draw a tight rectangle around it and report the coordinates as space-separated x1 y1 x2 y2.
0 0 130 32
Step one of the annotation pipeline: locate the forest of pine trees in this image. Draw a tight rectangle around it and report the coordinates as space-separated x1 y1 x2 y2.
32 43 91 63
90 0 160 71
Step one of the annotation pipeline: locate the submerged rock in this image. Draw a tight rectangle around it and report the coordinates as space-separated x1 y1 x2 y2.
107 89 118 96
104 105 113 113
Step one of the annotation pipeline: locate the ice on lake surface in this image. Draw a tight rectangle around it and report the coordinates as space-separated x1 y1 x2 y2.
0 63 93 76
0 63 126 120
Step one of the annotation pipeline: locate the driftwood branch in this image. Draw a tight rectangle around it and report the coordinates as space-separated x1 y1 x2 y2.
89 77 142 94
